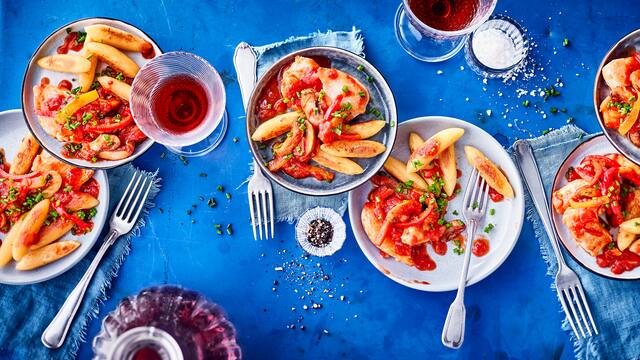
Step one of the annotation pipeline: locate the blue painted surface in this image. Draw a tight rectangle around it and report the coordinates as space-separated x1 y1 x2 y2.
1 1 638 358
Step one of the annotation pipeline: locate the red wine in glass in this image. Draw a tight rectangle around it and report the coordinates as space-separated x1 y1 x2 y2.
151 75 209 134
408 0 480 31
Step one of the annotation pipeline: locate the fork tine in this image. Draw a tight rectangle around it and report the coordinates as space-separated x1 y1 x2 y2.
124 177 148 222
576 285 599 335
558 289 580 338
268 191 274 238
463 169 479 206
563 288 585 338
114 171 139 215
480 178 490 211
570 286 592 336
260 191 268 239
255 192 263 240
130 177 153 224
248 191 257 240
117 173 143 218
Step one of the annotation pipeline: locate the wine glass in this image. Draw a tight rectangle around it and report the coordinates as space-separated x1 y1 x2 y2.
394 0 498 62
130 52 228 157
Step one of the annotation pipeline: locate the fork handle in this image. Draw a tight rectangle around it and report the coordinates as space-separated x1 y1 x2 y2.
41 228 120 349
513 140 567 268
441 219 477 349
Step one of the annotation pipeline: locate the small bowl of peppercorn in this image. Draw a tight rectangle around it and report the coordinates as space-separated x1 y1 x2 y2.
295 207 346 257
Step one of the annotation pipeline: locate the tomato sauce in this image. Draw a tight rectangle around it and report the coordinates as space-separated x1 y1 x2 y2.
596 249 640 274
412 245 436 271
57 31 85 54
256 77 287 122
472 237 490 257
431 240 448 256
488 187 504 202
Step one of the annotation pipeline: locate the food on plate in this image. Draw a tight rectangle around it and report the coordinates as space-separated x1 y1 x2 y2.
439 146 457 197
9 134 40 175
0 136 100 270
382 156 429 192
406 128 464 173
252 56 386 181
464 146 514 199
552 153 640 274
33 23 155 163
599 53 640 144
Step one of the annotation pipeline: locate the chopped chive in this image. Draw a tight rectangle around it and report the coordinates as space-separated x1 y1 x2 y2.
357 64 364 71
562 38 569 47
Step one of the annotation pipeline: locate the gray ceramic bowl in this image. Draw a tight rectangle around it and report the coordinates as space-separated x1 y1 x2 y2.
21 17 160 169
246 47 397 196
594 28 640 165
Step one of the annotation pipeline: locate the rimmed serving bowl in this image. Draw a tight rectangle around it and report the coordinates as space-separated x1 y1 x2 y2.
21 17 162 170
594 28 640 165
246 47 397 196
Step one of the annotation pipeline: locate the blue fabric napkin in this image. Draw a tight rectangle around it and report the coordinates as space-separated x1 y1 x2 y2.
521 124 640 360
249 28 364 223
0 165 161 359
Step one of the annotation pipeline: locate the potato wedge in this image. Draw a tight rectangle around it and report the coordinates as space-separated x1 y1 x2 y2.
620 218 640 234
31 219 74 250
0 217 25 267
617 230 636 251
439 146 457 196
408 132 425 154
79 48 99 92
630 239 640 255
407 128 464 173
9 134 40 175
85 24 152 53
12 199 50 261
97 76 131 102
16 241 80 271
464 146 514 198
251 112 299 142
312 149 364 175
65 193 99 211
345 120 386 139
37 54 92 73
85 42 139 78
320 140 386 158
56 90 99 124
383 156 429 191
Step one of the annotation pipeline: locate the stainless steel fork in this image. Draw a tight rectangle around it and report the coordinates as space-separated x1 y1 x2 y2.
442 168 490 349
234 41 274 240
514 140 598 339
41 170 154 349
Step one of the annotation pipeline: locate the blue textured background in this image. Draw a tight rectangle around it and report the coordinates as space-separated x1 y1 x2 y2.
1 0 638 358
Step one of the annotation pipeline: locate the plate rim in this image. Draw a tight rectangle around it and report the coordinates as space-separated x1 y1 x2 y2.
550 133 640 280
245 45 398 197
20 16 162 170
347 115 525 292
0 109 110 285
593 28 640 166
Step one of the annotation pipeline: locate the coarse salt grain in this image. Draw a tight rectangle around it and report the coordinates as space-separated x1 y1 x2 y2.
472 28 519 70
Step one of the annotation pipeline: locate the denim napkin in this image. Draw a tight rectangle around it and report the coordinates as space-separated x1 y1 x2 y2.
0 165 161 359
520 124 640 360
249 28 364 223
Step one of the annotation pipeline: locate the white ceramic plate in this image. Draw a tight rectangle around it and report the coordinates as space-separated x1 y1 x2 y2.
21 17 161 169
0 109 109 285
348 116 525 292
551 135 640 280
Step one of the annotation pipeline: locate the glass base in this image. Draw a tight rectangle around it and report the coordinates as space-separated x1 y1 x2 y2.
394 3 466 62
166 108 228 157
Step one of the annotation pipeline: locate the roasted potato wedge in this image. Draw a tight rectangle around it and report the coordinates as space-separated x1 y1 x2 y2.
85 42 140 78
407 128 464 173
0 217 25 267
251 112 299 142
65 193 99 211
31 219 74 250
408 132 425 154
464 146 514 198
617 230 636 251
9 134 40 175
439 146 457 196
56 90 99 124
97 76 131 102
79 49 99 92
345 120 385 139
383 156 429 191
16 241 80 271
620 218 640 234
630 239 640 255
85 24 153 53
37 54 92 73
312 149 364 175
12 199 50 261
320 140 386 158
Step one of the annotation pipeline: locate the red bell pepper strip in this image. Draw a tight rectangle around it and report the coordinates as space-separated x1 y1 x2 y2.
395 203 435 228
323 94 344 123
0 168 40 180
53 203 92 232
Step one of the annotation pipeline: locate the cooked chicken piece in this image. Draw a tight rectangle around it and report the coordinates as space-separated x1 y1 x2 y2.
31 151 94 188
317 67 369 121
279 56 321 100
361 203 413 266
562 207 611 256
299 89 324 126
602 57 637 89
630 70 640 94
88 134 121 152
552 179 589 215
623 189 640 220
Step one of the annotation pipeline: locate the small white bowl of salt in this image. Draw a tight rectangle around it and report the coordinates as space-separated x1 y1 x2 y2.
464 16 528 79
